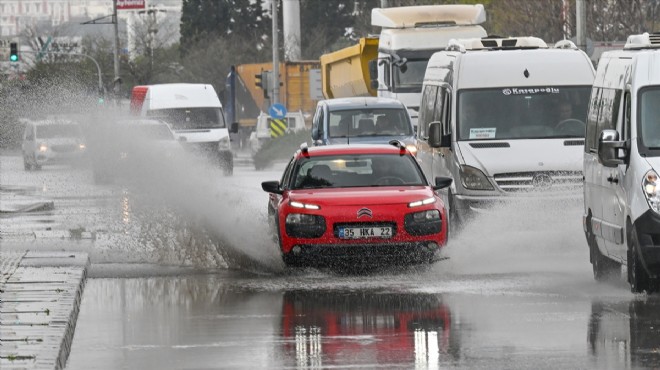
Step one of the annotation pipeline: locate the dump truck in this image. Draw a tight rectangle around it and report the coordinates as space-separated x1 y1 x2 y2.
225 61 321 147
320 4 488 126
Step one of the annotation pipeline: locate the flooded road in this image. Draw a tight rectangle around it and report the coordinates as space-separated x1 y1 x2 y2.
1 153 656 369
66 266 654 370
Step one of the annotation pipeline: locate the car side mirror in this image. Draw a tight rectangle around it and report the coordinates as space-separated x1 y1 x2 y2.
311 127 319 141
261 180 283 194
433 176 453 190
597 129 628 168
230 122 239 134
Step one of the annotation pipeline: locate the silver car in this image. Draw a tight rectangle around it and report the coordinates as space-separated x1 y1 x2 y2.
22 119 87 170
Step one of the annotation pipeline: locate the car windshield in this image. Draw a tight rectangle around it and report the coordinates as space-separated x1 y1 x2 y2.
328 109 412 138
148 107 226 130
392 59 429 91
640 87 660 151
291 153 425 189
457 86 591 140
36 124 81 138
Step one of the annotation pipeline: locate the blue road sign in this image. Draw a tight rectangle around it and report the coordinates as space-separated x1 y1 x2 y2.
269 103 287 119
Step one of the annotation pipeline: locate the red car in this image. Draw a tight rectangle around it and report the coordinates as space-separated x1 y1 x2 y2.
261 141 452 267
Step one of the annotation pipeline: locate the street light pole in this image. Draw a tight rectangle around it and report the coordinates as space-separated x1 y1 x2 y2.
271 0 280 105
113 0 122 97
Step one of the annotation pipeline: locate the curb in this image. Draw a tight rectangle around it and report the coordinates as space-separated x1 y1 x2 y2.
0 251 89 370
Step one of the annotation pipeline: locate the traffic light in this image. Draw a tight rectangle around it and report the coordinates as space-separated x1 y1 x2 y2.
9 42 18 62
255 73 264 88
255 72 270 99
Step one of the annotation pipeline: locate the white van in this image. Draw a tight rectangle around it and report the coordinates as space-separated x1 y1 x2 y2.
416 37 595 228
583 33 660 293
130 83 236 175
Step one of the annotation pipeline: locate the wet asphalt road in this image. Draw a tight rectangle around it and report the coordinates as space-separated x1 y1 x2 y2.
1 153 659 369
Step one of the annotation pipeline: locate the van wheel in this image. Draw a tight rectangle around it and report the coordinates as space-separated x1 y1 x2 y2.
628 228 652 293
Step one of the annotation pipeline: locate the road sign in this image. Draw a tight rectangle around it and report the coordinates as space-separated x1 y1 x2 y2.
269 118 288 138
269 103 287 119
117 0 145 10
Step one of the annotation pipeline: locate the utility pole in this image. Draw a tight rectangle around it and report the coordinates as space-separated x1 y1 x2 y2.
271 0 280 105
113 0 122 99
576 0 587 53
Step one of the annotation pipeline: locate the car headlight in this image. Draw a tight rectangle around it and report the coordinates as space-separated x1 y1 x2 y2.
404 209 441 236
460 165 494 190
286 213 318 225
410 209 440 222
39 144 48 152
643 170 660 213
290 201 320 210
79 143 86 150
406 144 418 156
409 197 435 208
218 136 231 151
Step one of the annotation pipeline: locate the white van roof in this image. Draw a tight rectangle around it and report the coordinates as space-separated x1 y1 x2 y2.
145 83 221 110
426 48 594 89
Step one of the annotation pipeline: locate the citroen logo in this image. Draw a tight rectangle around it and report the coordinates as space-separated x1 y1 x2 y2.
357 208 373 218
532 173 553 189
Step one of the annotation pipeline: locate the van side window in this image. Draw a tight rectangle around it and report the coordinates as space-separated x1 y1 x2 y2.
418 85 438 139
433 88 444 123
441 88 452 135
623 92 631 140
597 88 621 137
586 87 601 152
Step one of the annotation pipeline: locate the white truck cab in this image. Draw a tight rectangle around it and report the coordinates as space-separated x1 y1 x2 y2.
370 4 487 126
416 36 595 230
130 83 236 175
583 33 660 293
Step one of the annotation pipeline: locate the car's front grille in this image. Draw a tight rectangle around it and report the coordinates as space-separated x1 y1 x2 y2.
494 171 582 192
51 144 78 153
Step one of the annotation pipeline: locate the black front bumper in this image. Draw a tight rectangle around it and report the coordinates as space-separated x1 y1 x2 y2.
282 242 443 267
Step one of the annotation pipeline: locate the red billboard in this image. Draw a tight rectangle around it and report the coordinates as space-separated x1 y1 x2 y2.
117 0 145 10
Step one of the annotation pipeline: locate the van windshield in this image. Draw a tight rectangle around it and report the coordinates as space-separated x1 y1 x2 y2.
640 87 660 152
148 108 226 130
457 86 591 140
328 108 412 138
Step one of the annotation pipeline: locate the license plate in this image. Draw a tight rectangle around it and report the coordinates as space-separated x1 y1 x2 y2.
338 226 392 239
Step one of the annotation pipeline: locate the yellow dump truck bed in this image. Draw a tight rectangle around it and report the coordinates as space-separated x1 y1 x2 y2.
320 37 379 99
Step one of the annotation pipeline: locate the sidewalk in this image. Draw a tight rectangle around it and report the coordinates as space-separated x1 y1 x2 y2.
0 251 89 370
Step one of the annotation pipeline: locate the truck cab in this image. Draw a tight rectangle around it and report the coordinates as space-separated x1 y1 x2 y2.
370 4 487 126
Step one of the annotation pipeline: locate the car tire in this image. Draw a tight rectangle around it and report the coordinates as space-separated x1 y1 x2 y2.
223 164 233 176
23 156 32 171
628 228 653 293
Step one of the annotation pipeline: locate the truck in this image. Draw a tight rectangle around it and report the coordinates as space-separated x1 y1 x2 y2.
225 61 321 147
320 4 488 126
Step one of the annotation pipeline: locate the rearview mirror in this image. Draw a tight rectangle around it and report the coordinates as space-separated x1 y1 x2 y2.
597 129 628 168
230 122 239 134
261 180 283 194
434 176 453 190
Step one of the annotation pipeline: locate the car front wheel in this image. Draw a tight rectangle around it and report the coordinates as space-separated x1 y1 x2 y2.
628 228 656 293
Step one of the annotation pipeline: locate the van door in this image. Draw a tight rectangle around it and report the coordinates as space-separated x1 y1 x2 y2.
585 87 602 241
599 88 625 256
416 84 439 178
609 90 632 259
